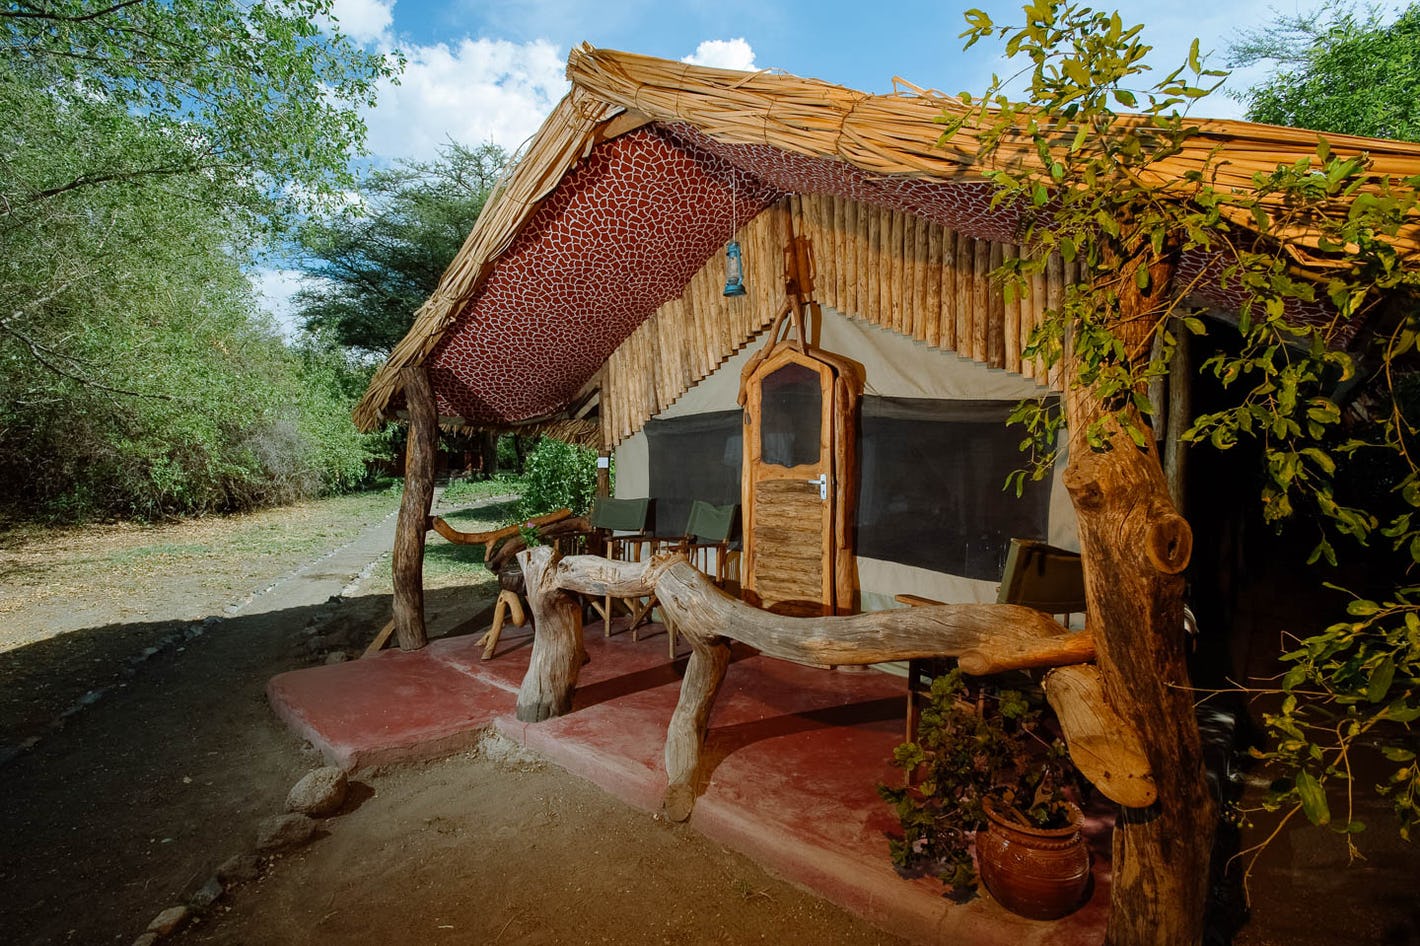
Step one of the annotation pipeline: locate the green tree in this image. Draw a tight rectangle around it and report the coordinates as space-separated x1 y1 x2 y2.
2 0 395 228
0 1 394 519
948 2 1419 942
293 142 508 354
1228 1 1420 141
0 149 376 518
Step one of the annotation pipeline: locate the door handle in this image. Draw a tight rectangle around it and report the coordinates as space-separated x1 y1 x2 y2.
807 473 827 500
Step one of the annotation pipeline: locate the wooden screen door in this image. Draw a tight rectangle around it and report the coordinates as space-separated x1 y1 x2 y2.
740 344 862 616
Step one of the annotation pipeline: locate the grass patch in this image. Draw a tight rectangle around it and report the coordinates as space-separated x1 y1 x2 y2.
442 475 522 504
0 488 404 617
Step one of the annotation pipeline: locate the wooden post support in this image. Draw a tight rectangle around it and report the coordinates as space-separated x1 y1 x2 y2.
595 451 611 499
1062 249 1214 946
663 632 732 822
1165 334 1192 515
514 546 588 722
391 365 437 651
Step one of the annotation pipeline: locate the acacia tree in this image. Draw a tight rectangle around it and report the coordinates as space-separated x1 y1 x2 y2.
293 142 508 354
949 3 1419 942
0 1 396 517
2 0 394 227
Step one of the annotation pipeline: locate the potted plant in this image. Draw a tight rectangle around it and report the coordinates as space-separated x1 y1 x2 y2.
879 668 1090 919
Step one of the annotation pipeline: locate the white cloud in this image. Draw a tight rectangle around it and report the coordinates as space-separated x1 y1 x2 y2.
682 38 757 71
363 37 568 162
330 0 394 44
251 267 311 340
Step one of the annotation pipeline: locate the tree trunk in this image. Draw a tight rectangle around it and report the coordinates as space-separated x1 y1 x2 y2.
391 365 436 651
1066 252 1216 946
479 430 499 479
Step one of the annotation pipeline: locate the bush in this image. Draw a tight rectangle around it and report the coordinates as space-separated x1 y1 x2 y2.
516 438 600 518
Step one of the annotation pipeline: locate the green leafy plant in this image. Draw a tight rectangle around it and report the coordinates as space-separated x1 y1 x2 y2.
878 669 1078 898
515 438 601 519
949 1 1420 881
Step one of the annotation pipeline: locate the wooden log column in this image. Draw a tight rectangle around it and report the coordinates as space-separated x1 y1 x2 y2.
391 365 436 651
514 546 589 722
1063 250 1215 946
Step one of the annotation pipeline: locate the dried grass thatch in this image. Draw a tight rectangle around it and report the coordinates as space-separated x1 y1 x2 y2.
355 45 1420 431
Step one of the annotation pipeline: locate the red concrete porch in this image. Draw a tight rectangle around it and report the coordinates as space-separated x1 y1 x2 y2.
267 619 1110 946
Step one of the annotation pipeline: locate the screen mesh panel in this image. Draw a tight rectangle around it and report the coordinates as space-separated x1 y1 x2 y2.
644 396 1053 580
760 362 822 468
856 397 1054 581
644 410 743 537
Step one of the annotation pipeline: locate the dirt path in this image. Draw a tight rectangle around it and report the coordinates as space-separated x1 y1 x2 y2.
0 494 900 946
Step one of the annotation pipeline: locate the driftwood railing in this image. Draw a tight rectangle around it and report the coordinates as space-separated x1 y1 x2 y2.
514 546 1155 821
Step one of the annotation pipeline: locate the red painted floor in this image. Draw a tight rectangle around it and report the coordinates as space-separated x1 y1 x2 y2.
268 618 1110 946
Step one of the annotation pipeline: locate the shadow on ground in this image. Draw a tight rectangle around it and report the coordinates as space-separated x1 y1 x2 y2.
0 585 486 946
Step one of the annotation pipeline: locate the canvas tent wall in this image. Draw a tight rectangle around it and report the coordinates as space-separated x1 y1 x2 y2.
613 304 1078 611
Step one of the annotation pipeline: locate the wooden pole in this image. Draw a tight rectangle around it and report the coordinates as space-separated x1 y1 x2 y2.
1061 250 1215 946
1165 334 1192 515
391 365 436 651
514 546 587 722
596 451 611 499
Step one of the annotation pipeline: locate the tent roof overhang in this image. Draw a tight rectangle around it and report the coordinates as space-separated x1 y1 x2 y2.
354 45 1420 433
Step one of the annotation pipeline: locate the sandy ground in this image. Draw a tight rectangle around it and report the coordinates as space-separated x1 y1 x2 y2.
0 494 899 946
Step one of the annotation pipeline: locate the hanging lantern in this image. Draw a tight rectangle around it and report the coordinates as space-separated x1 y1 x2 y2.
722 240 747 297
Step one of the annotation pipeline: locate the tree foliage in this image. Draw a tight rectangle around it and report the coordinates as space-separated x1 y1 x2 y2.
952 0 1420 866
294 142 508 354
515 438 600 520
1228 1 1420 142
0 1 396 520
2 0 395 227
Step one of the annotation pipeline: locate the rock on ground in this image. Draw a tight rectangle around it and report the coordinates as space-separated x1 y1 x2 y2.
190 876 224 910
285 766 348 817
255 813 318 852
215 853 264 885
146 904 189 936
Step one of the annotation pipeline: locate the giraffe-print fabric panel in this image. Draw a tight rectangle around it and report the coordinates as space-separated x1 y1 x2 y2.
658 123 1020 244
425 126 781 424
1175 250 1343 341
665 122 1344 338
421 121 1347 424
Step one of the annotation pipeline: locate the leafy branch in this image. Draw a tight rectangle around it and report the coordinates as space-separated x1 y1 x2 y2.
950 0 1420 848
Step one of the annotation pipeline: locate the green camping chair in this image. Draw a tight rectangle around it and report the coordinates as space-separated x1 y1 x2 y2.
901 538 1086 742
655 501 739 657
583 497 656 636
677 500 739 587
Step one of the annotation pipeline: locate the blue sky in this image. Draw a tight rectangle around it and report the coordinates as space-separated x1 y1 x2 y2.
335 0 1332 163
257 0 1372 323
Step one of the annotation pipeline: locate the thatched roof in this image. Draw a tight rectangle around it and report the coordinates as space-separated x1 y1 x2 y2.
355 45 1420 433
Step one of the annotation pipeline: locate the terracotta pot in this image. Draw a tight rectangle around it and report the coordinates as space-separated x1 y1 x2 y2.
977 796 1090 920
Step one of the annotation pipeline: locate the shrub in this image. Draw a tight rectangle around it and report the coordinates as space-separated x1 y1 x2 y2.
516 438 599 518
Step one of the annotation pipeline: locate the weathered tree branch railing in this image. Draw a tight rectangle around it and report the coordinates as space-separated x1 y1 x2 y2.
428 507 591 575
514 546 1155 822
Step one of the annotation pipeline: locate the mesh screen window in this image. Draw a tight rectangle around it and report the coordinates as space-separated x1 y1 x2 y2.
643 396 1053 579
856 397 1053 581
644 410 743 537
